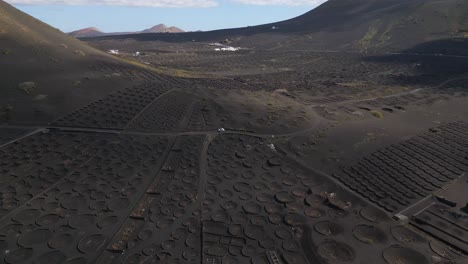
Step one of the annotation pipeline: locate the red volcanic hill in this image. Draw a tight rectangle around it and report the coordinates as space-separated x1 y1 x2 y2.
70 24 185 38
141 24 185 33
69 27 105 38
165 26 184 33
141 24 168 33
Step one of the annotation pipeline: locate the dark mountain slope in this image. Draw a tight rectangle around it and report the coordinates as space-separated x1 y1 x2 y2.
0 0 135 125
284 0 468 51
87 0 468 52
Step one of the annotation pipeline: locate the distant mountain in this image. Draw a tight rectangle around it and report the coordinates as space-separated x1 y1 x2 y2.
141 24 184 33
165 26 185 33
69 24 185 38
141 24 168 33
69 27 105 38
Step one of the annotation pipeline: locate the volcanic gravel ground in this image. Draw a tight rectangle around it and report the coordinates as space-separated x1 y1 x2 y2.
2 29 468 264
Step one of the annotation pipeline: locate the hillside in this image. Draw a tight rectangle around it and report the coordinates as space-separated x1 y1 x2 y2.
141 24 184 33
141 24 168 33
276 0 468 51
0 0 135 125
87 0 468 52
165 26 184 33
69 27 105 38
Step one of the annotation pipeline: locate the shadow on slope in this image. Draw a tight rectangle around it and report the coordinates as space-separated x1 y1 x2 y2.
403 38 468 56
364 38 468 87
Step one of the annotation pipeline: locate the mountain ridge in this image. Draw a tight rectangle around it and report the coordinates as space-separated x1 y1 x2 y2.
69 24 184 38
86 0 468 53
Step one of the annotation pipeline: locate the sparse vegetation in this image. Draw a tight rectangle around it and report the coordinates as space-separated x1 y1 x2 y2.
370 110 384 119
358 19 397 51
73 50 86 56
359 24 380 50
2 49 11 55
34 94 48 100
0 104 13 120
17 81 37 94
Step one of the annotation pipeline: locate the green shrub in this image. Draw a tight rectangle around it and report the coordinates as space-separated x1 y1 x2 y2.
370 110 384 119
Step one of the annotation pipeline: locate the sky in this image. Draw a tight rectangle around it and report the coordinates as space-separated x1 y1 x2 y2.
5 0 327 33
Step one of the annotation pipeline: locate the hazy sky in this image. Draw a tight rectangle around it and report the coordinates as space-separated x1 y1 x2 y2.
6 0 327 32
